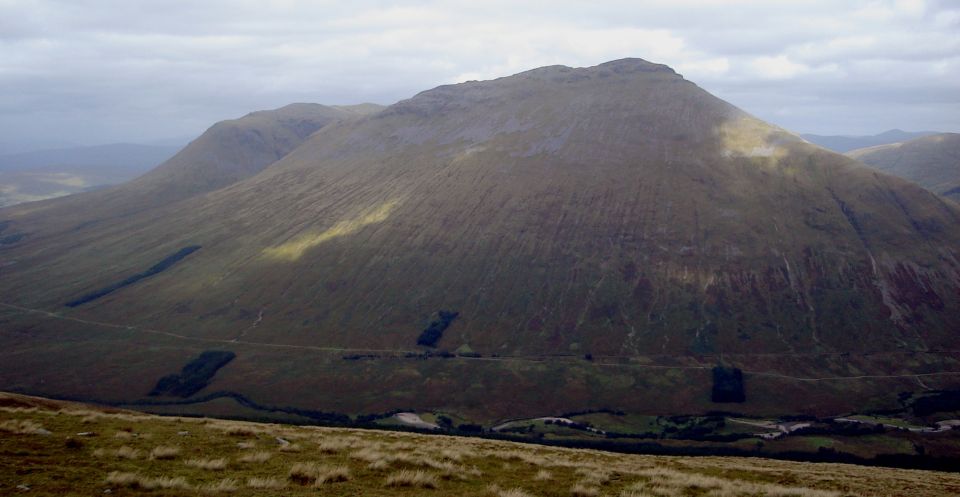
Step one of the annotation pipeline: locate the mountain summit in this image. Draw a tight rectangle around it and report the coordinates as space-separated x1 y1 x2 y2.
0 58 958 420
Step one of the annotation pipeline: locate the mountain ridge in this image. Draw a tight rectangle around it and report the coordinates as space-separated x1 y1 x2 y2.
848 132 960 201
0 58 958 422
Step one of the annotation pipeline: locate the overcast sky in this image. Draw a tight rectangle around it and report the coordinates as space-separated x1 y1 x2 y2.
1 0 958 151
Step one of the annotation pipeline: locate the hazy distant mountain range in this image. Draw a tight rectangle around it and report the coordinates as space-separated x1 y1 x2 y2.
0 143 180 207
801 129 939 153
0 59 958 426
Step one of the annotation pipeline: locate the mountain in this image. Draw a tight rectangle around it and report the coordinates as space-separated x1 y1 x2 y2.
0 59 958 424
0 102 381 233
0 143 180 207
848 133 960 201
801 129 939 153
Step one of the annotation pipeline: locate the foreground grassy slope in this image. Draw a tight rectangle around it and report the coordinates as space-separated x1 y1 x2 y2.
2 393 959 497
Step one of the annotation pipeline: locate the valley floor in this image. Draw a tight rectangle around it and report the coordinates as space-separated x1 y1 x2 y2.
2 392 960 497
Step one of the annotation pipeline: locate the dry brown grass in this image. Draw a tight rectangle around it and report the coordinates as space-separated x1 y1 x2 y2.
495 486 535 497
148 445 181 460
246 477 285 489
534 469 553 480
2 392 959 497
104 471 190 490
317 438 353 453
278 442 302 452
199 478 239 493
624 467 843 497
185 458 228 470
115 445 141 459
0 419 48 435
315 465 350 485
385 469 438 488
571 483 600 496
238 450 271 463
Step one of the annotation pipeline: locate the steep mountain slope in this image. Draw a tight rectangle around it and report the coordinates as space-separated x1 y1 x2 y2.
802 129 939 153
0 103 379 237
0 59 958 421
848 133 960 201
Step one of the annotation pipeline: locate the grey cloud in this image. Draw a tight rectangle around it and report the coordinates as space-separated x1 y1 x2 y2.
0 0 957 150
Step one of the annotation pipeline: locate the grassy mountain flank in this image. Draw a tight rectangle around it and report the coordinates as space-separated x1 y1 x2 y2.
0 59 958 425
848 133 960 201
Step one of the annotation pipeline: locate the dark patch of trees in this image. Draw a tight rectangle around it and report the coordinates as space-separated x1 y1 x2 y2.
416 310 459 347
342 354 381 361
711 366 745 403
149 350 235 398
66 245 201 307
911 390 960 416
457 423 483 433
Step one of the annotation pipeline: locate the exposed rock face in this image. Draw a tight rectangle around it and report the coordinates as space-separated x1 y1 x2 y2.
849 133 960 201
0 59 958 418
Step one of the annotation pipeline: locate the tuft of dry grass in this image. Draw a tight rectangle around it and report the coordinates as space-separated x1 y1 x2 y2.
246 477 285 489
115 445 141 459
0 419 49 435
317 438 353 453
200 478 239 493
535 469 553 480
238 450 272 463
278 442 302 452
185 458 228 470
496 487 535 497
315 465 350 485
571 483 600 496
385 469 438 488
222 425 258 437
289 462 320 484
104 471 190 490
289 462 351 485
149 445 181 460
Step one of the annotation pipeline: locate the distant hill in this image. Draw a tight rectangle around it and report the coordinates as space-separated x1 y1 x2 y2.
848 133 960 201
0 143 179 207
0 143 179 173
801 129 939 153
0 102 379 223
